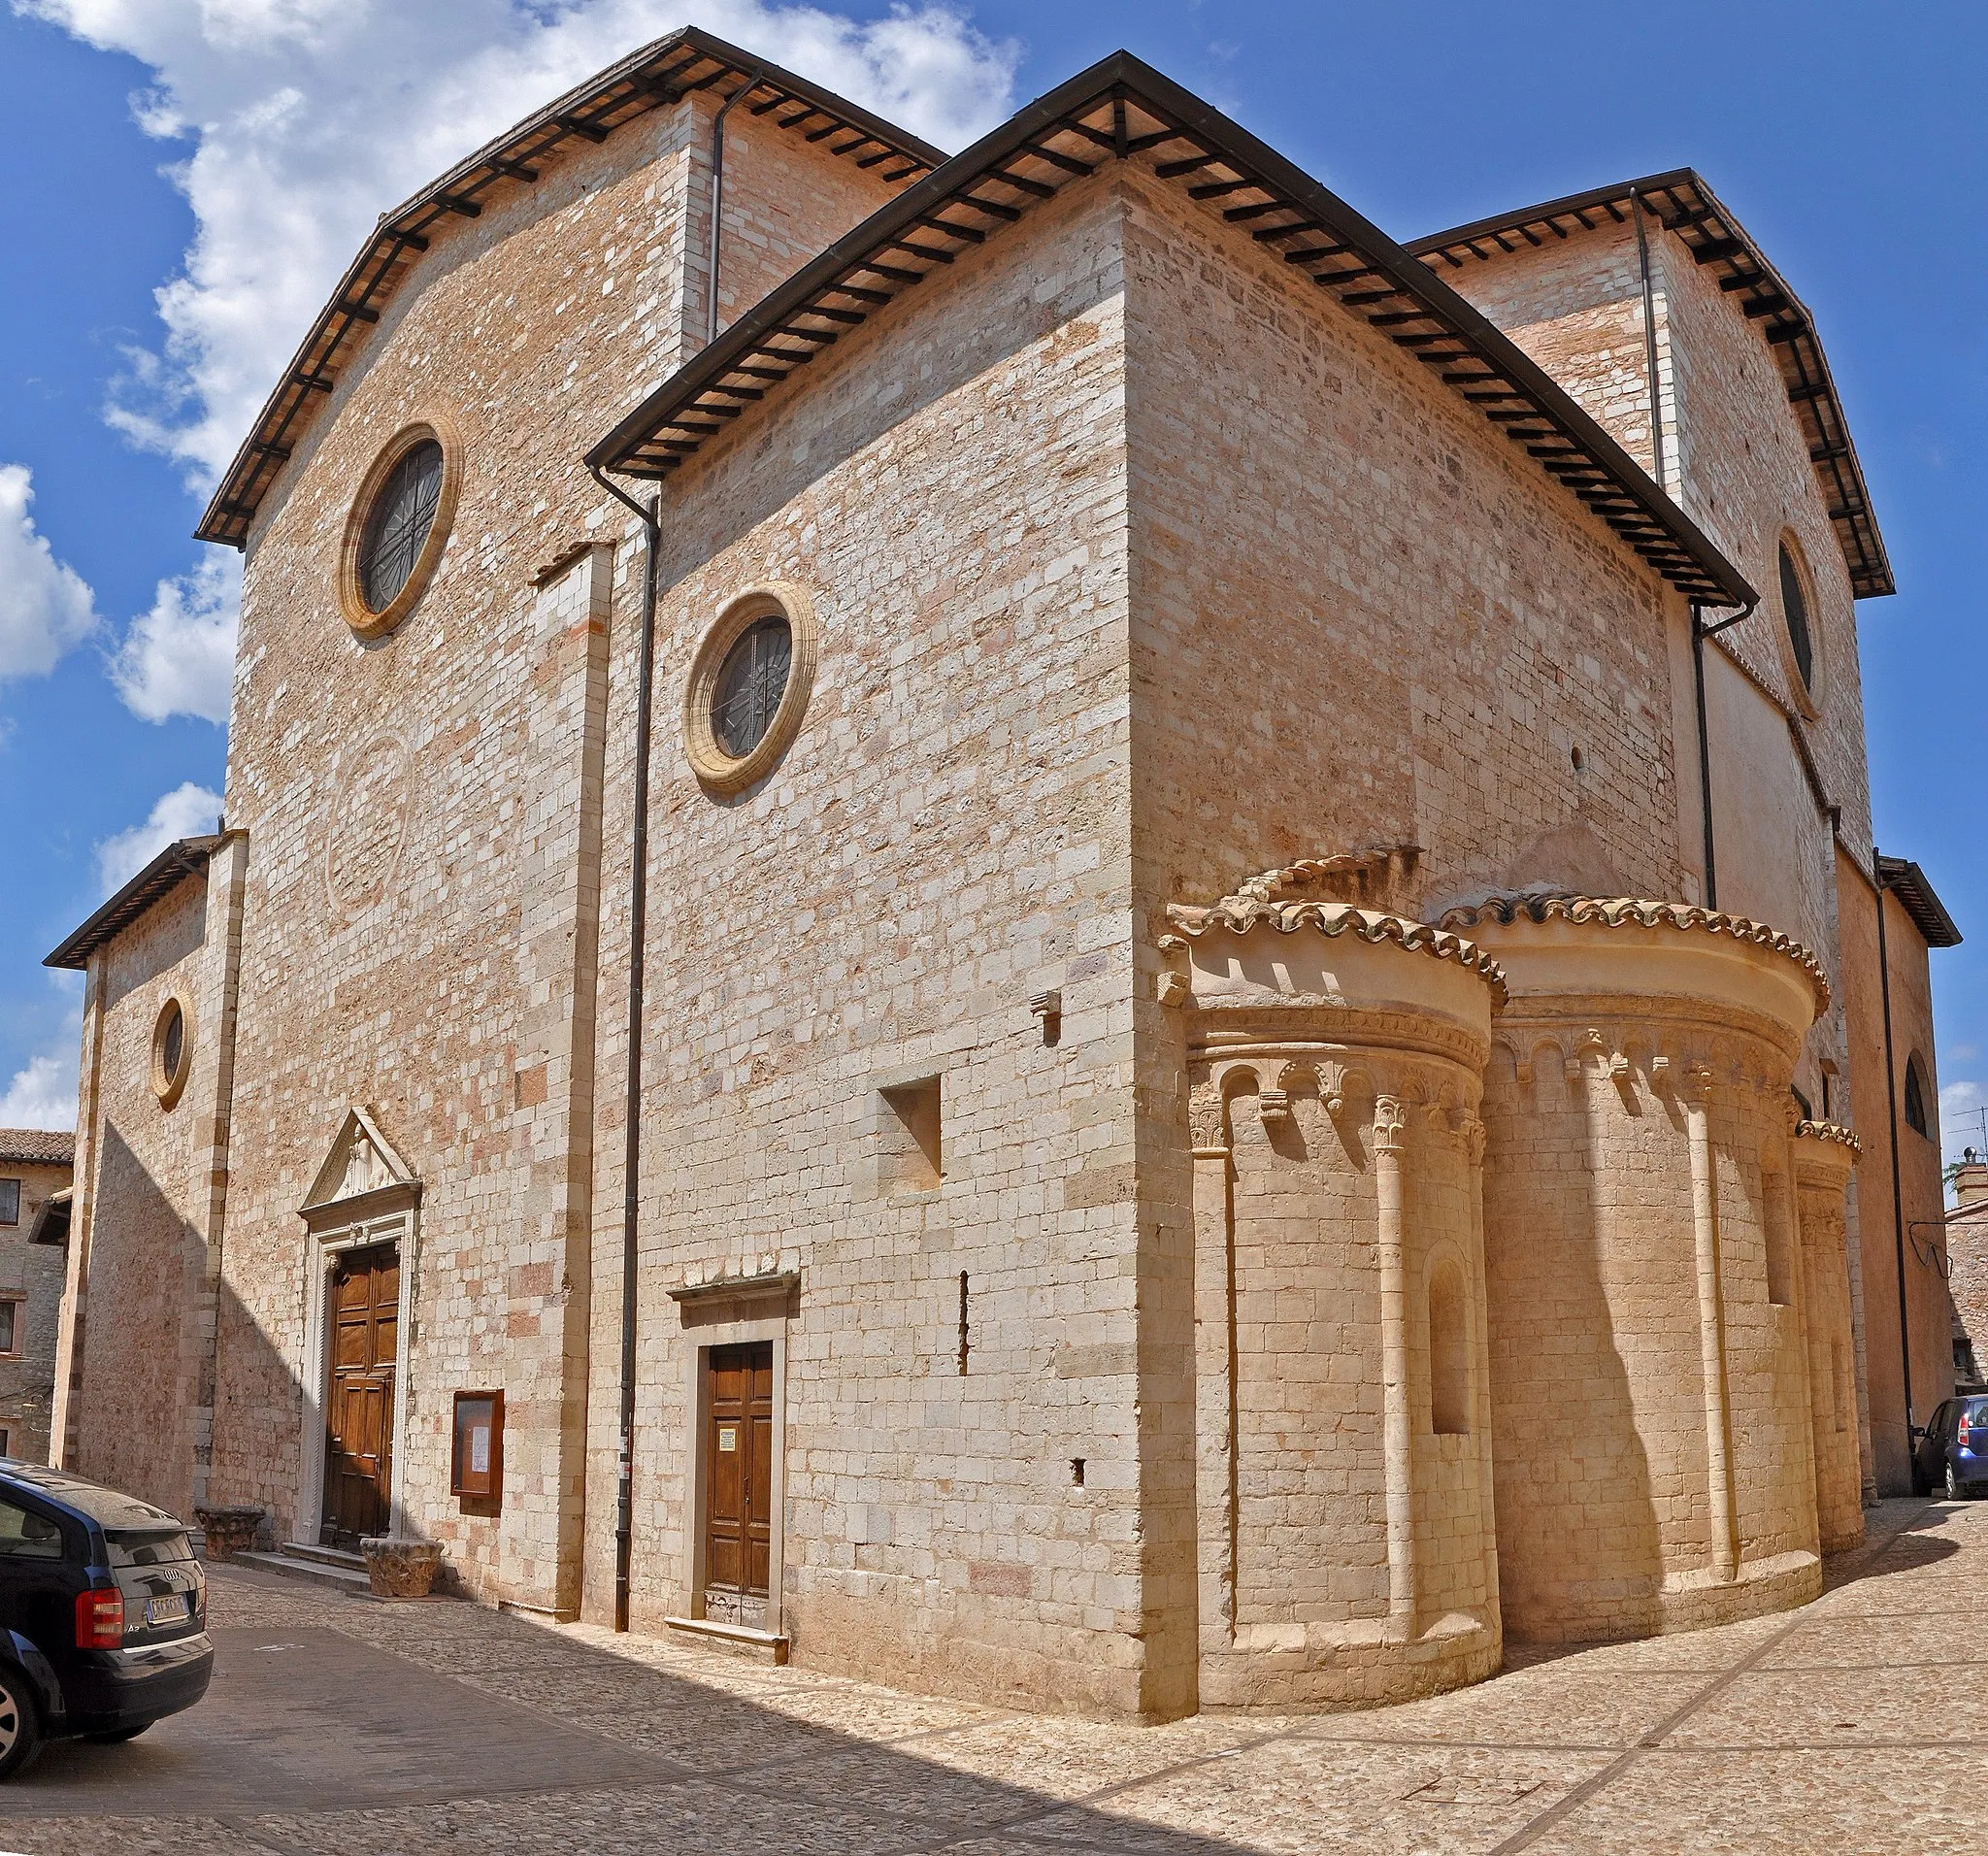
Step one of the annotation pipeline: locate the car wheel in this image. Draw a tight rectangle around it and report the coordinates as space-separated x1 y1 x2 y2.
1946 1460 1963 1501
83 1723 151 1743
0 1665 44 1779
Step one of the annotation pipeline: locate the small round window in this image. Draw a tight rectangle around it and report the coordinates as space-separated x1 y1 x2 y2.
152 996 191 1110
359 440 444 613
1778 539 1815 696
681 582 818 797
712 615 793 758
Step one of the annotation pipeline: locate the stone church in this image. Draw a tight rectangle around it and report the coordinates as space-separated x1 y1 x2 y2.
45 32 1960 1717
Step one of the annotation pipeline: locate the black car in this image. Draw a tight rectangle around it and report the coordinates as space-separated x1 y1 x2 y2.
1911 1395 1988 1500
0 1462 212 1776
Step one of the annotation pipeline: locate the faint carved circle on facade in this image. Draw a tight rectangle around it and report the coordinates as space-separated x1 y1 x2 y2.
152 993 192 1110
325 729 414 916
1773 531 1824 718
681 581 818 797
338 414 463 641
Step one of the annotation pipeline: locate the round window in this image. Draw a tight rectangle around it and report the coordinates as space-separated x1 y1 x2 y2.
680 582 819 797
712 615 793 758
1778 540 1814 694
359 440 445 613
152 996 191 1110
338 416 461 641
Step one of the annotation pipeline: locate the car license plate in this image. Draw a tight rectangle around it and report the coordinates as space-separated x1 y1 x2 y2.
146 1595 189 1626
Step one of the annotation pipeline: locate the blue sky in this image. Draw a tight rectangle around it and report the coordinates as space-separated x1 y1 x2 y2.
1 0 1982 1145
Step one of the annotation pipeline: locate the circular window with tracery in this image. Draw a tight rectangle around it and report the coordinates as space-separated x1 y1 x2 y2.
152 995 191 1110
338 416 461 640
682 582 818 796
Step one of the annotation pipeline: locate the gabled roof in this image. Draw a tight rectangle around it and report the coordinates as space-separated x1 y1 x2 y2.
44 835 224 973
589 52 1753 609
1409 171 1893 601
1877 854 1962 948
195 27 946 550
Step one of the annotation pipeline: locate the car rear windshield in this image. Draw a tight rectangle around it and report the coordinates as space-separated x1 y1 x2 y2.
0 1469 180 1530
1970 1398 1988 1429
106 1527 193 1568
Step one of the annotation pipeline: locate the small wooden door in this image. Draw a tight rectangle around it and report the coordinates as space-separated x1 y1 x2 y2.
704 1342 774 1606
321 1243 398 1548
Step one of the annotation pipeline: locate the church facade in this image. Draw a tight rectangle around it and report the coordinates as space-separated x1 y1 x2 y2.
46 34 1958 1718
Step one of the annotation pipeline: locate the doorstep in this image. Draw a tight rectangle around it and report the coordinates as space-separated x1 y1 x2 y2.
663 1614 790 1665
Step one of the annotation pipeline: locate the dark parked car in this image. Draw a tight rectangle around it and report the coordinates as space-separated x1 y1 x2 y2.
0 1462 211 1776
1911 1396 1988 1500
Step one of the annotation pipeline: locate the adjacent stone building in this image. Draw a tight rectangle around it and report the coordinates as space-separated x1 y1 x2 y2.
48 35 1959 1716
0 1130 73 1464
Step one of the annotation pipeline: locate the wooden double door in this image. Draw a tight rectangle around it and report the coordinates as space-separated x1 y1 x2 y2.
321 1243 398 1548
704 1343 774 1609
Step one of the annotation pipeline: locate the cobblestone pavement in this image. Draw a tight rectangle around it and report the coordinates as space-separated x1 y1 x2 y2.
0 1498 1974 1853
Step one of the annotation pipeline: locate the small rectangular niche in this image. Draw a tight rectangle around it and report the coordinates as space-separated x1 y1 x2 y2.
878 1077 942 1193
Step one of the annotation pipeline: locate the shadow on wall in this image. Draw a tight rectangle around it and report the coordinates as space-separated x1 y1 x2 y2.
73 1126 309 1543
1482 1043 1667 1641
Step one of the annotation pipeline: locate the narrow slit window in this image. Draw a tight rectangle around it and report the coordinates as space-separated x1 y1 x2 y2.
1905 1056 1930 1138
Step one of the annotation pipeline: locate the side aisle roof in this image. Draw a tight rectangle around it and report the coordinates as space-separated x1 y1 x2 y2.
590 50 1754 609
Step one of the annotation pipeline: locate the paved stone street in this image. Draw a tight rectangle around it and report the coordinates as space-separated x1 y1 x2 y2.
0 1498 1973 1853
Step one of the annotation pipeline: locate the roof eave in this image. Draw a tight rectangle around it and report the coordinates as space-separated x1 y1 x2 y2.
195 25 946 549
1877 854 1963 948
1409 170 1893 601
589 52 1753 611
43 834 228 973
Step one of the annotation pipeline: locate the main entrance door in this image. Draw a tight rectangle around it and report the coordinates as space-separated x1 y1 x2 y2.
321 1243 398 1548
704 1342 773 1627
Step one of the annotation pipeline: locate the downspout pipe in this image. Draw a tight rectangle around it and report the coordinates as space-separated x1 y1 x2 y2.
1688 596 1756 911
1873 851 1915 1450
589 462 661 1634
707 70 767 348
1631 189 1668 495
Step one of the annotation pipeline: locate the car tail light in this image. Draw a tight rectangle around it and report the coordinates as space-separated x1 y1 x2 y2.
1963 1410 1973 1452
75 1587 123 1649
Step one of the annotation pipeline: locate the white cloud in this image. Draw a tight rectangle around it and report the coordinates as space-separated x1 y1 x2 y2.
20 0 1020 484
0 464 97 680
113 553 240 724
0 1042 79 1134
94 781 224 894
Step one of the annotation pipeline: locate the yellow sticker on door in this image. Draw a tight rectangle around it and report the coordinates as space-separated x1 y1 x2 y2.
717 1426 738 1452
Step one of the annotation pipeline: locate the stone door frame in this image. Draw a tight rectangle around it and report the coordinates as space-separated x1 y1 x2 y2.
296 1108 422 1547
297 1208 418 1547
668 1273 796 1638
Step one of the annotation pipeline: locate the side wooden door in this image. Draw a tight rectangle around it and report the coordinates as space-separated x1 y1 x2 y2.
321 1243 398 1547
705 1342 774 1605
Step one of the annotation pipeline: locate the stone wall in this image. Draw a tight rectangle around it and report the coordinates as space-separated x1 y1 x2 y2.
581 174 1144 1712
0 1158 70 1463
58 870 218 1519
208 98 911 1591
1838 862 1954 1491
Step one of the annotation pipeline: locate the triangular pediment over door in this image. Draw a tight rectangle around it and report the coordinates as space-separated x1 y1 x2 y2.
300 1106 420 1228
